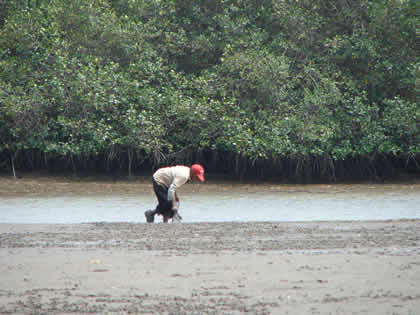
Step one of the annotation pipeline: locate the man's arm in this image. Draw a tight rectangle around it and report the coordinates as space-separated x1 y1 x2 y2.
168 184 176 201
167 184 178 209
169 186 182 221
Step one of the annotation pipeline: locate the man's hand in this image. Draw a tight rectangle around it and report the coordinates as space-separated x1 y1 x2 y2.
172 198 182 222
173 209 182 222
172 199 178 211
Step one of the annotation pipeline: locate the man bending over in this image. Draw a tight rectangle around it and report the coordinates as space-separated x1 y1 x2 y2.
145 164 205 223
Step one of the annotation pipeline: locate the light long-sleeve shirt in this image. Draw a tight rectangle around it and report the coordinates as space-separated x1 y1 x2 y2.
153 166 191 201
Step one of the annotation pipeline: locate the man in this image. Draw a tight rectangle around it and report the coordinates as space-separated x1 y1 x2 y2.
145 164 205 223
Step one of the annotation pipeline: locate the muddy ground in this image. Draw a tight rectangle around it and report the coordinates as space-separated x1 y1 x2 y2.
0 220 419 314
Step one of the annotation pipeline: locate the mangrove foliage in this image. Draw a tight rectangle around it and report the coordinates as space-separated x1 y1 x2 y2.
0 0 418 180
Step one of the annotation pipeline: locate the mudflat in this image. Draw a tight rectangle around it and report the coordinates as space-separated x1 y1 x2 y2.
0 220 419 314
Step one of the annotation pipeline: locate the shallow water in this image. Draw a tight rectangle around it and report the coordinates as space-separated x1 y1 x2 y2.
0 179 419 223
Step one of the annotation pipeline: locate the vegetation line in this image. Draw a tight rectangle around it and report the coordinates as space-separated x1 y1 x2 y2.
0 0 418 181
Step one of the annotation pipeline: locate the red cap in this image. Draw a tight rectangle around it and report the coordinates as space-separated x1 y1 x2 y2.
191 164 205 182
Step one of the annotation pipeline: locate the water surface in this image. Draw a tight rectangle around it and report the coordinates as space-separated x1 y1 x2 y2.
1 178 419 223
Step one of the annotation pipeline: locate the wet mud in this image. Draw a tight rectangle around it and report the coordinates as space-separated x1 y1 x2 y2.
1 220 419 314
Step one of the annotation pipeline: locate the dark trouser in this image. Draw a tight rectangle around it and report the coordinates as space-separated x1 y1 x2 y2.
153 179 175 219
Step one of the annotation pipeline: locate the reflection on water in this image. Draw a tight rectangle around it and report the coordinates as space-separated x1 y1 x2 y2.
0 179 419 223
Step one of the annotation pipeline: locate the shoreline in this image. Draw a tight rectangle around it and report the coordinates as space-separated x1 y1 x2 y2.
1 220 419 314
1 174 419 197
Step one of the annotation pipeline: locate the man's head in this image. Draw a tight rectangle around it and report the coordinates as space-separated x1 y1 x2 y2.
190 164 205 182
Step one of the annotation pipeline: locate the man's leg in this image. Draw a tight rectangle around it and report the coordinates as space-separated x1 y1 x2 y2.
144 209 155 223
145 180 162 223
145 180 171 223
